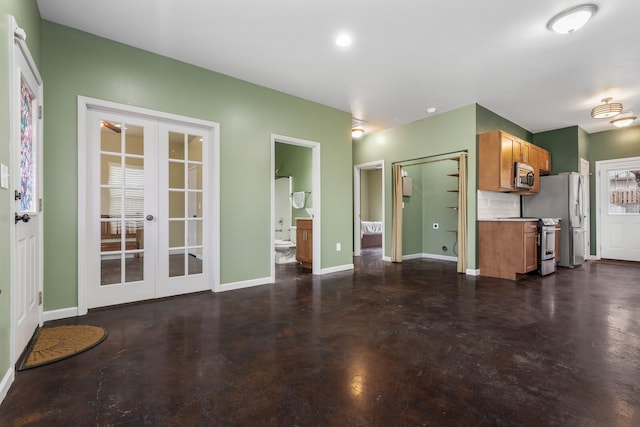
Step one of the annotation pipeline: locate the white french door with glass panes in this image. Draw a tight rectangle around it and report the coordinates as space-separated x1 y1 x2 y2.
83 106 215 309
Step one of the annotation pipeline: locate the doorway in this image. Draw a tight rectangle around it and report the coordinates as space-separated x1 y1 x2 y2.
9 17 44 367
270 134 321 279
78 98 220 313
596 156 640 262
354 161 385 258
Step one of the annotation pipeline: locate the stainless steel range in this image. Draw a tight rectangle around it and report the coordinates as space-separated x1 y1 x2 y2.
538 218 559 275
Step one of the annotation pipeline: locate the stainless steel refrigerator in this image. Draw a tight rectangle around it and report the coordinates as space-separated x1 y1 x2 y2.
523 172 587 267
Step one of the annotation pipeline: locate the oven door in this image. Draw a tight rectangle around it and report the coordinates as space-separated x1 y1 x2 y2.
540 227 556 260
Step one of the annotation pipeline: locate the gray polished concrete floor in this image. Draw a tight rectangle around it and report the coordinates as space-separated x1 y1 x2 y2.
1 249 639 426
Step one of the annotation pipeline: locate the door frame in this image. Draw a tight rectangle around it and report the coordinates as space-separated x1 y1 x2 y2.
595 156 640 260
77 96 220 314
9 16 44 368
270 134 321 278
353 160 385 257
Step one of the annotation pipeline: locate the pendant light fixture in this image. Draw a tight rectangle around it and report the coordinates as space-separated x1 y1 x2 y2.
547 4 598 34
591 98 623 119
610 115 637 128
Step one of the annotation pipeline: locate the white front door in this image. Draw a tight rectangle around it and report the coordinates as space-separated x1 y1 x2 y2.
599 158 640 261
12 20 43 362
84 108 214 309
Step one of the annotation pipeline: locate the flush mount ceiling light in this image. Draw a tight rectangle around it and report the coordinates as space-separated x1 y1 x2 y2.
335 33 352 47
591 98 623 119
610 115 637 128
351 128 365 138
547 4 598 34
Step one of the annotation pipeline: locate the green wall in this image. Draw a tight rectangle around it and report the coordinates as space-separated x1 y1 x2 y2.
476 104 533 140
421 160 459 256
533 126 580 174
352 104 477 268
360 169 382 221
41 21 352 310
1 0 41 380
401 167 423 255
275 142 312 225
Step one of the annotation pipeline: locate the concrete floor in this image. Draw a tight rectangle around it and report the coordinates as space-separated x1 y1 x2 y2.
1 249 639 426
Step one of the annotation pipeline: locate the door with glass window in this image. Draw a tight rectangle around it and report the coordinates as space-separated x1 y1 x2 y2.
86 111 210 308
599 159 640 261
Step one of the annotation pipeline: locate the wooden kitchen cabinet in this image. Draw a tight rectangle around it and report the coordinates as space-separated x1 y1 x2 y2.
296 219 313 268
479 130 517 192
479 220 538 280
538 148 551 175
479 130 550 194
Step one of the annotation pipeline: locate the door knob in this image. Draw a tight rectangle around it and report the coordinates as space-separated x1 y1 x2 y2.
15 213 30 224
146 214 154 221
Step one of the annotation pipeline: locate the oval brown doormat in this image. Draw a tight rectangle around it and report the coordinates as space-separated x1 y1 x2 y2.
18 325 108 371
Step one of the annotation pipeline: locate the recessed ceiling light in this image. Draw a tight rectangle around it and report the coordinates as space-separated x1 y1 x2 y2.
426 107 437 114
547 4 598 34
335 33 352 47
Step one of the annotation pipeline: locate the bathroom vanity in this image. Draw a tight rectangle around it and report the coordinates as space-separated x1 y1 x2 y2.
296 219 313 268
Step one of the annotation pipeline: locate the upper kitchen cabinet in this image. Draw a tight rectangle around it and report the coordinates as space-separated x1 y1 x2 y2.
478 130 551 194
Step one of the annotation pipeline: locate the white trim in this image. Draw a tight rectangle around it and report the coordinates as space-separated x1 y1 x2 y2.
0 367 14 407
465 268 480 276
595 156 640 260
586 255 600 261
353 160 385 258
77 96 221 307
9 15 44 369
270 134 322 278
401 253 457 262
43 307 79 322
319 264 355 275
382 255 392 262
423 253 458 262
217 277 272 292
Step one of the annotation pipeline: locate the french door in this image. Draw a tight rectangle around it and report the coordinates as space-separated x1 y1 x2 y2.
598 158 640 262
84 108 214 309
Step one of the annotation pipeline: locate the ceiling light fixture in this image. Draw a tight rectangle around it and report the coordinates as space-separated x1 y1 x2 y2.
351 128 365 138
610 116 637 128
591 98 623 119
335 33 352 47
547 4 598 34
426 107 437 114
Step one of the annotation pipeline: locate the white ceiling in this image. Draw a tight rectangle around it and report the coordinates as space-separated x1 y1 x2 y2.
37 0 640 135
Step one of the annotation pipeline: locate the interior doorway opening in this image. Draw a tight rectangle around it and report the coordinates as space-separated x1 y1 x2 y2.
270 134 321 279
354 161 385 258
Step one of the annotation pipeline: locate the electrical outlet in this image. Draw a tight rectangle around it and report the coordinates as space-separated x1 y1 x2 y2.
336 243 341 251
433 223 439 229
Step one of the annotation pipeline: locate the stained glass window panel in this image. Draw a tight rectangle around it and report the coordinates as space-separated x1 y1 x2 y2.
20 77 36 212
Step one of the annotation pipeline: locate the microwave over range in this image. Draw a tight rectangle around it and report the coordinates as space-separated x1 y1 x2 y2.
515 162 534 189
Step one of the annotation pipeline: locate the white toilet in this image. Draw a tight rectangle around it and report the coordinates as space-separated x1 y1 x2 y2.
275 227 297 264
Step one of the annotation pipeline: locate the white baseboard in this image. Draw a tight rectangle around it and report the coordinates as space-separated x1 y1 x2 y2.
586 255 599 260
382 256 392 262
216 276 272 292
402 253 457 262
43 307 79 322
0 366 14 408
466 268 480 276
319 264 354 275
423 253 457 262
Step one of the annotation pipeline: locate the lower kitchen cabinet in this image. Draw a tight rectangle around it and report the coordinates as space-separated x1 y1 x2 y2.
296 219 312 268
479 220 538 280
